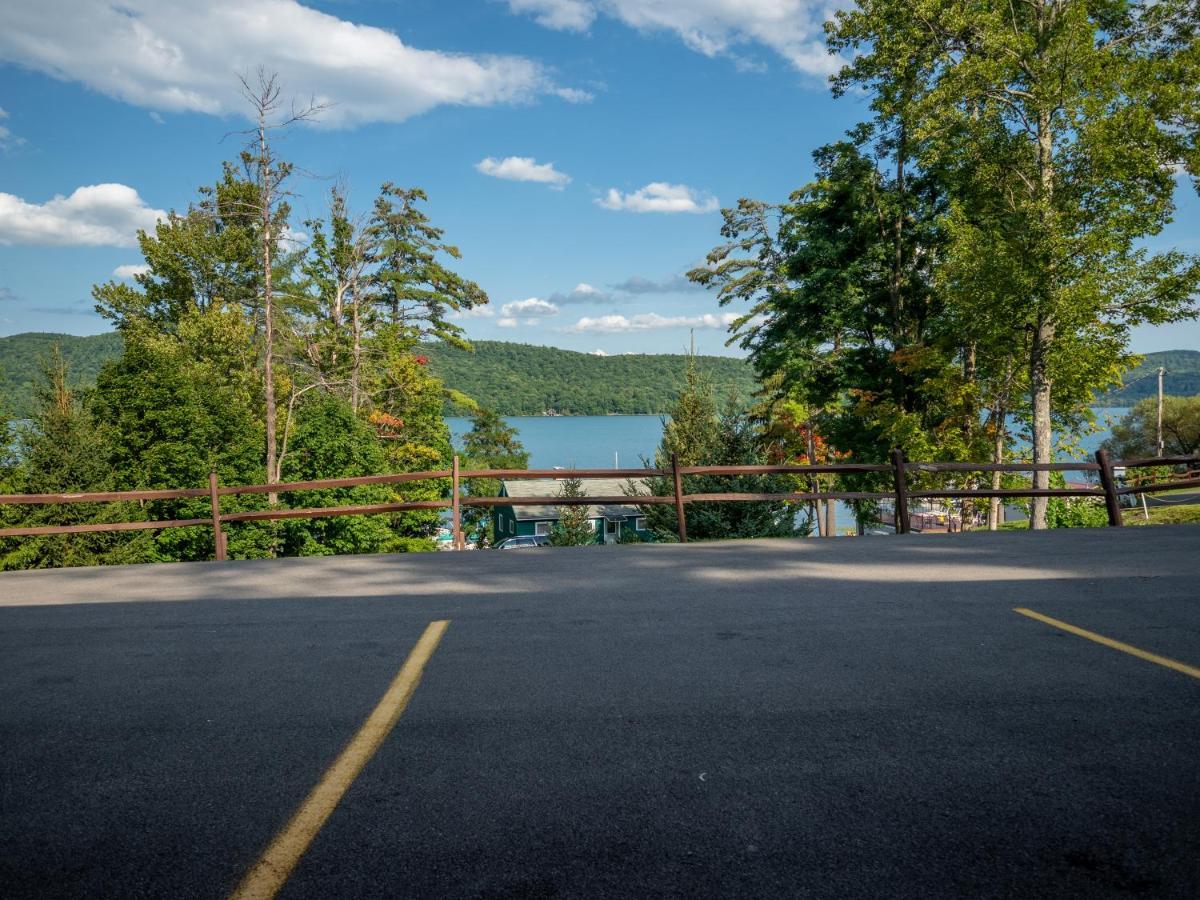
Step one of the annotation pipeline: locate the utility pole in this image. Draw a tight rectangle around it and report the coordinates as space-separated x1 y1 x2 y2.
1157 367 1165 457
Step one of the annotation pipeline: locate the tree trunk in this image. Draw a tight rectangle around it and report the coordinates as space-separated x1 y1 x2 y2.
1028 54 1057 531
889 124 907 409
1028 317 1054 529
987 404 1007 531
260 122 278 505
350 279 362 413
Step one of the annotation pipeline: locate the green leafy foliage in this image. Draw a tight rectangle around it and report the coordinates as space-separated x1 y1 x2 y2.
277 394 397 556
1 353 118 570
429 340 757 415
0 332 123 417
549 474 595 546
825 0 1200 528
1103 396 1200 459
1098 352 1200 405
637 355 802 542
0 334 760 419
460 407 529 547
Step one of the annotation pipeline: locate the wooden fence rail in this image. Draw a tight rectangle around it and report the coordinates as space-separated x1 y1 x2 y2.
0 450 1195 555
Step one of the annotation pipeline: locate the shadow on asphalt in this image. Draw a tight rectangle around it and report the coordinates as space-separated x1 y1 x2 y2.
0 525 1195 609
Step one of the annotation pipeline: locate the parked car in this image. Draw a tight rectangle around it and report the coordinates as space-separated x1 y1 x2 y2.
495 535 550 550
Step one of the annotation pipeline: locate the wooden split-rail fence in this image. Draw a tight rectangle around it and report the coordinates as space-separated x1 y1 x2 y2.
0 450 1196 558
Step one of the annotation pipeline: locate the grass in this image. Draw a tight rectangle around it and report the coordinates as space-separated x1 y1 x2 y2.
994 502 1200 529
1124 503 1200 527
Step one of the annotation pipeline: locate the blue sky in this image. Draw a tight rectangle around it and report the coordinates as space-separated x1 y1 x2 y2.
0 0 1196 357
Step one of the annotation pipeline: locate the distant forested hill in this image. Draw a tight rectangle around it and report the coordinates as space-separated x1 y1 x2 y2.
426 341 757 415
1097 350 1200 405
0 332 756 417
2 332 1192 416
0 332 123 416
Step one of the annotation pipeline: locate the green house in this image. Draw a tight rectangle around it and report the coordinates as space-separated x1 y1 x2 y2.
492 477 653 544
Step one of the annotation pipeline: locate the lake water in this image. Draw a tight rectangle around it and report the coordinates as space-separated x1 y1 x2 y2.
448 410 1129 532
447 415 666 469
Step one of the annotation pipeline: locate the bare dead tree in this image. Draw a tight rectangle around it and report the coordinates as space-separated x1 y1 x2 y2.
232 68 327 501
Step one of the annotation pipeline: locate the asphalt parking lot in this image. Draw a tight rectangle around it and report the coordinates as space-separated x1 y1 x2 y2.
1 527 1198 899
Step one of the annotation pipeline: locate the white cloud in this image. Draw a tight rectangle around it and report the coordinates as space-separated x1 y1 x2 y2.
500 297 560 317
589 348 608 356
563 311 740 333
113 263 151 279
507 1 842 77
0 1 578 128
596 182 719 214
476 156 571 189
553 86 594 103
507 0 596 32
0 184 165 247
449 305 496 319
497 317 519 328
280 224 309 246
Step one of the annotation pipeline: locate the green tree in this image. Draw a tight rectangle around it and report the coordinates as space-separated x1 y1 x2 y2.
367 183 489 345
659 352 720 466
94 165 263 331
637 357 799 541
460 407 529 547
829 0 1200 527
2 352 115 570
1103 396 1200 460
550 474 594 546
366 345 454 552
300 186 372 409
278 394 397 556
89 306 272 563
690 134 991 536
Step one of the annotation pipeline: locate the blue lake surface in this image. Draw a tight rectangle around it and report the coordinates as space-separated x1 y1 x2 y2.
448 415 666 469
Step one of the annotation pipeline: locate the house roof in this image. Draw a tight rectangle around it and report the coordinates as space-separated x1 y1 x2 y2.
500 477 649 521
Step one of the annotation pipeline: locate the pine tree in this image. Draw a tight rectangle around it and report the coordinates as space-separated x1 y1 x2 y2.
550 474 594 546
461 407 529 547
2 350 115 569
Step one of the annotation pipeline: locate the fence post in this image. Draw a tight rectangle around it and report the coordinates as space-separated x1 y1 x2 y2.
672 452 688 543
451 455 463 550
1095 448 1124 528
208 471 226 561
891 448 911 535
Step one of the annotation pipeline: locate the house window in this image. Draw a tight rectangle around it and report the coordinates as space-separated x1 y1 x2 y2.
535 521 551 536
605 520 619 536
588 519 598 531
635 517 647 531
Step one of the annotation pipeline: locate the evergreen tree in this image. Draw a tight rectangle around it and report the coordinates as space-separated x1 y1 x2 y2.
460 407 529 547
89 306 272 562
367 183 489 344
638 356 800 541
550 474 594 546
2 351 116 569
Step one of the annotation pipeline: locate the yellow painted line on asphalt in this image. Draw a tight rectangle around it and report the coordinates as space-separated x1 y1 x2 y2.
229 619 451 900
1014 608 1200 681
